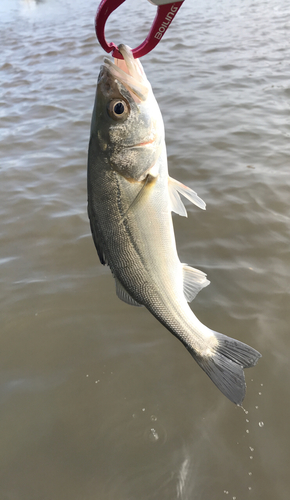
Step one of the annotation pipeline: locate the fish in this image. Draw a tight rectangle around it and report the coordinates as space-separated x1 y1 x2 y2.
87 44 261 405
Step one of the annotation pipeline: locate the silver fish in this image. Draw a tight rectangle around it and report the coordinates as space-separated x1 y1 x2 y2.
87 45 261 404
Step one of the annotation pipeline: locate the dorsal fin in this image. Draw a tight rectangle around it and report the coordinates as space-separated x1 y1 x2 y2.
88 206 109 266
182 264 210 302
115 278 143 307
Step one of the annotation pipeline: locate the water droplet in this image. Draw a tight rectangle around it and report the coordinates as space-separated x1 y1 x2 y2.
250 456 253 460
259 421 264 427
142 408 145 412
86 374 89 377
150 415 157 421
260 383 263 387
223 490 229 495
132 413 137 419
233 497 236 500
246 419 249 423
248 486 252 491
255 406 259 409
246 429 250 434
258 392 262 396
248 472 252 476
149 428 159 442
95 380 100 384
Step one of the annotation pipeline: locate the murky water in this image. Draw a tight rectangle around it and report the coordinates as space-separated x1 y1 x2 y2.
1 0 290 498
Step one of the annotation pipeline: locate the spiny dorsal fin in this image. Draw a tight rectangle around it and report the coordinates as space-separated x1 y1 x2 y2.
182 264 210 302
168 177 206 216
115 278 143 307
88 208 108 266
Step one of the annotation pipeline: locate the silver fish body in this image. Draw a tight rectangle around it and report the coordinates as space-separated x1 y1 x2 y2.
88 45 261 404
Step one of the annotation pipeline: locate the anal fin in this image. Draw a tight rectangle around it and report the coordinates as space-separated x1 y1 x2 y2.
182 264 210 302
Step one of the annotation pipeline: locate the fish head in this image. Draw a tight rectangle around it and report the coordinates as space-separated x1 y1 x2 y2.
91 44 164 182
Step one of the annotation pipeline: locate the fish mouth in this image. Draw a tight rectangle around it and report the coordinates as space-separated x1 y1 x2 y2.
126 135 157 148
103 44 150 102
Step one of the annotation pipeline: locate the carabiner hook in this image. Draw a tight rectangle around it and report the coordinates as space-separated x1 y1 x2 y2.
95 0 184 59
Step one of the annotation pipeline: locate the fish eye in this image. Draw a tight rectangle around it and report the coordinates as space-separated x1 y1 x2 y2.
107 99 129 121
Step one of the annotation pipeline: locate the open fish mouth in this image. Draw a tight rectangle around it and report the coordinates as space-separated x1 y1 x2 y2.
103 44 150 102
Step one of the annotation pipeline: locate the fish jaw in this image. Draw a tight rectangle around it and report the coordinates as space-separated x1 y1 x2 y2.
103 44 150 103
90 47 164 183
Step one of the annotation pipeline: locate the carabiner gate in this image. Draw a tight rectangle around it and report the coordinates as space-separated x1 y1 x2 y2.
95 0 184 59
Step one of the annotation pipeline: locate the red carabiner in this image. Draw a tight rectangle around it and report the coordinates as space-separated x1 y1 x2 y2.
95 0 184 59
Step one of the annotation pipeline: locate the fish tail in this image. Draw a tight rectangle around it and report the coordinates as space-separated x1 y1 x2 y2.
191 332 261 405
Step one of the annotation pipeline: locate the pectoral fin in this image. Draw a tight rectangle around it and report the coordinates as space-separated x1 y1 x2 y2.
117 173 157 227
182 264 210 302
168 177 206 216
168 181 187 217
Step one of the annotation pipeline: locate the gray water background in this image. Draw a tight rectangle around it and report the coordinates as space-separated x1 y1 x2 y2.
1 0 290 498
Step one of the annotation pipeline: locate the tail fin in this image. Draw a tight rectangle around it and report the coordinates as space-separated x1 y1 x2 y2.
192 332 261 405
